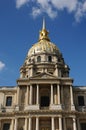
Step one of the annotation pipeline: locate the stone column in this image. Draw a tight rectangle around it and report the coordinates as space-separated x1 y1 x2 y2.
14 118 18 130
54 86 57 104
73 118 77 130
28 117 32 130
26 86 29 105
63 118 66 130
57 84 60 104
70 86 74 105
11 119 14 130
29 85 32 105
51 84 53 104
55 65 58 76
36 117 39 130
51 117 55 130
0 119 1 130
36 84 39 105
17 86 20 105
77 119 80 130
59 117 62 130
25 118 28 130
70 86 75 110
61 85 64 105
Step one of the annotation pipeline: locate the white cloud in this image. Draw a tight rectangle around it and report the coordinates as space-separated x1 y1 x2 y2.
32 7 42 18
75 1 86 22
0 61 5 71
16 0 30 8
15 0 86 22
83 1 86 11
31 0 57 19
51 0 77 12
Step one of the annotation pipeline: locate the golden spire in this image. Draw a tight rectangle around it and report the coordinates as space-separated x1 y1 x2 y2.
42 17 46 29
39 18 50 41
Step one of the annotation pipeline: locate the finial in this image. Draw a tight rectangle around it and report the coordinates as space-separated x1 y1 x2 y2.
42 17 46 30
39 17 50 41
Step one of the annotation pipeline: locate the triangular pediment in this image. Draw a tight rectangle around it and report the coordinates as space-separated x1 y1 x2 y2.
30 72 57 79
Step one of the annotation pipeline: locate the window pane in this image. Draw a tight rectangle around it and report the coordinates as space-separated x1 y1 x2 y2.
37 56 41 62
81 123 86 130
78 96 84 106
48 56 52 62
6 96 12 106
3 123 10 130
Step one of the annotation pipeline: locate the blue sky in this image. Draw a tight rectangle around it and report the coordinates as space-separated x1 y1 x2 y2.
0 0 86 86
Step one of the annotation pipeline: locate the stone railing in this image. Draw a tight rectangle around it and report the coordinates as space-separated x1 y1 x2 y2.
76 106 86 112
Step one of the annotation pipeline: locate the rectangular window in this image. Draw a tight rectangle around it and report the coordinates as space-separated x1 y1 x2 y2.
3 123 10 130
81 123 86 130
6 96 12 106
78 96 84 106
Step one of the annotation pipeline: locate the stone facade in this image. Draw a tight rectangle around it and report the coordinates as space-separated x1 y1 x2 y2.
0 19 86 130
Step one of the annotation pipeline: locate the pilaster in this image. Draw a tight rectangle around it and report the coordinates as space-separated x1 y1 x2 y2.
70 86 75 111
59 117 62 130
73 118 77 130
36 117 39 130
51 117 55 130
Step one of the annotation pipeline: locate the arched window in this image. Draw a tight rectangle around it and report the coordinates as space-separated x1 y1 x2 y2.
37 56 41 62
48 56 52 62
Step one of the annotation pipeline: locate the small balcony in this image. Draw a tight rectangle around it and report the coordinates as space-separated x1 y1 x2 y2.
76 106 86 112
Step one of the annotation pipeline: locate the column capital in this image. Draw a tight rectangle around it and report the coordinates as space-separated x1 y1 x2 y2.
36 116 39 118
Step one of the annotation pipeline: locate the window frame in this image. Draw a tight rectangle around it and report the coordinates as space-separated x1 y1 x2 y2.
48 55 52 62
6 96 12 107
37 56 41 62
78 95 85 106
3 123 10 130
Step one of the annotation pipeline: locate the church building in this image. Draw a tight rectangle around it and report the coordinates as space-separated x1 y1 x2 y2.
0 19 86 130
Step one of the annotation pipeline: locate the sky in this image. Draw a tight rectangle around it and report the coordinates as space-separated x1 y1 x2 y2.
0 0 86 86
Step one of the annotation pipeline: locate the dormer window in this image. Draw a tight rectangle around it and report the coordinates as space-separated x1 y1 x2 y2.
78 96 84 106
48 56 52 62
6 96 12 106
37 56 41 62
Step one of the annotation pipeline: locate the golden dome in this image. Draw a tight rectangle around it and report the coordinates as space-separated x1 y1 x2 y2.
28 18 60 57
28 40 59 56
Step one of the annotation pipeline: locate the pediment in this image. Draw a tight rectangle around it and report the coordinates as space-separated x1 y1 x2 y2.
30 72 57 79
